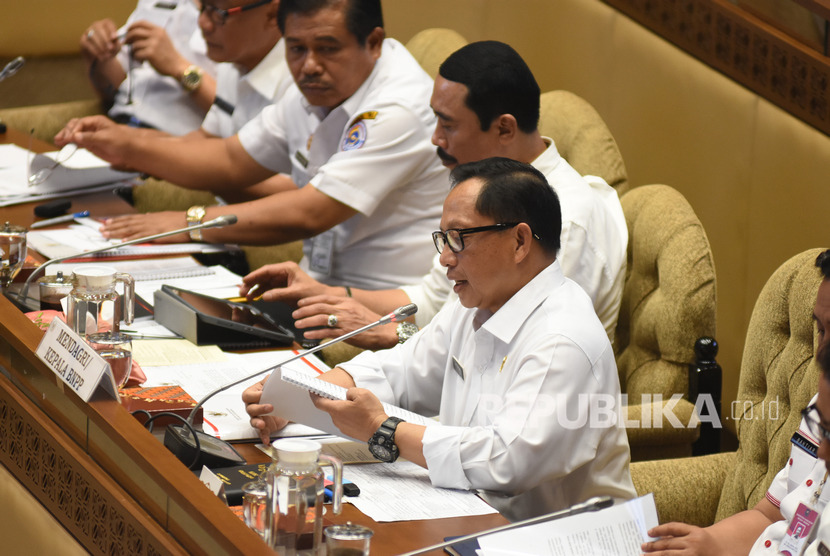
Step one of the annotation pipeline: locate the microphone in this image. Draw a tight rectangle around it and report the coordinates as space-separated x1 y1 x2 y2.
163 303 418 469
17 214 238 308
0 56 24 83
396 496 615 556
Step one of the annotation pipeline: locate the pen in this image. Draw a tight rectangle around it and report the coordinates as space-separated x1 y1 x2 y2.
30 210 90 229
227 283 262 303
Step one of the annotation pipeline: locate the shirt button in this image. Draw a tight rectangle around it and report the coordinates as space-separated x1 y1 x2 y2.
807 479 814 486
790 458 794 465
765 540 771 548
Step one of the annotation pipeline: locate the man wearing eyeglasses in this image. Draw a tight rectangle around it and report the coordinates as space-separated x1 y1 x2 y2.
237 40 626 349
643 249 830 555
81 0 218 133
244 157 636 521
58 0 445 291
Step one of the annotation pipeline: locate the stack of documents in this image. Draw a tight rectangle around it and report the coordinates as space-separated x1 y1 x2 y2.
0 144 138 206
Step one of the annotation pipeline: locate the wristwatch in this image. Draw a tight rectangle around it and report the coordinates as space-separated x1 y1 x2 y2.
368 417 404 462
180 65 203 93
186 205 206 241
396 322 419 344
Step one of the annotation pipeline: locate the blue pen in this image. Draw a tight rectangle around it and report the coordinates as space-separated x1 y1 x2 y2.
30 210 90 229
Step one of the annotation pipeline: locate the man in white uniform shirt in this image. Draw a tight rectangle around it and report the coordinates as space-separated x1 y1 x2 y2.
643 249 830 555
239 40 627 348
56 0 446 290
81 0 218 133
244 158 636 521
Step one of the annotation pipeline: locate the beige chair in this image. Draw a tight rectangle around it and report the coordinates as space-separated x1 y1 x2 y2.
630 248 825 526
616 184 717 460
404 28 468 79
538 90 629 196
0 99 102 143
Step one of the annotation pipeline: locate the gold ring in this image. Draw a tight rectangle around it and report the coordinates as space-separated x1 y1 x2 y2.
87 29 95 39
327 314 338 328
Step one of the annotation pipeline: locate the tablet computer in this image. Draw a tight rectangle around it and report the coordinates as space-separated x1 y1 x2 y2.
154 284 296 348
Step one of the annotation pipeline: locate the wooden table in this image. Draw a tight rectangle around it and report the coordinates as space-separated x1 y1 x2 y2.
0 127 508 555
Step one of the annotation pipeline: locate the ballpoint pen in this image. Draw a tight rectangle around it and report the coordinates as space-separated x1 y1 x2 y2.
227 283 262 303
30 210 90 229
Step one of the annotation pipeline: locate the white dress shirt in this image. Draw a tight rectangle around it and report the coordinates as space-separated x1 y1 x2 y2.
201 39 290 137
341 260 636 521
401 138 627 341
237 39 447 289
109 0 217 134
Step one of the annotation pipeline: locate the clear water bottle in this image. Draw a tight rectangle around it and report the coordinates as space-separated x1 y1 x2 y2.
265 438 342 555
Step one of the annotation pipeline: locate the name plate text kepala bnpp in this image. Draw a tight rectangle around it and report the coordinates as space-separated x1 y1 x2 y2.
35 317 119 401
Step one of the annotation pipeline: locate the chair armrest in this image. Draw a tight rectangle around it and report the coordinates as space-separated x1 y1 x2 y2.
631 451 735 527
626 398 700 460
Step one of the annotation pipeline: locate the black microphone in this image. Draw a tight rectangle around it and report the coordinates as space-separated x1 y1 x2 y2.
0 56 24 83
164 303 418 469
397 496 615 556
16 214 238 308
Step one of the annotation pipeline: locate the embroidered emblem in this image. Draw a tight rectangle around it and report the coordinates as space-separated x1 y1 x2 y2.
341 120 367 151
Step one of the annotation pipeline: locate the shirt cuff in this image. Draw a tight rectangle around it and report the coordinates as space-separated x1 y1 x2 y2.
422 424 472 490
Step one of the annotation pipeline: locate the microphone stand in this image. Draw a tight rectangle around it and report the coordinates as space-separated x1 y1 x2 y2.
16 214 238 309
397 496 614 556
165 303 418 469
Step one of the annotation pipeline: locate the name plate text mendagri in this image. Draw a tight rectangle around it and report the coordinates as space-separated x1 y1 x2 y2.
35 318 118 401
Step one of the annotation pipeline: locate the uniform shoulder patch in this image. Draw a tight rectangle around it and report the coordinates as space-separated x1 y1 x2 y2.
342 120 368 151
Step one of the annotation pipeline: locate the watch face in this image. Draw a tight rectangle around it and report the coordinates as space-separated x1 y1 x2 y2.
369 442 392 461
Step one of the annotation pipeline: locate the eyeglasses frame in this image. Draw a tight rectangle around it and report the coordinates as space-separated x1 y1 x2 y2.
199 0 271 25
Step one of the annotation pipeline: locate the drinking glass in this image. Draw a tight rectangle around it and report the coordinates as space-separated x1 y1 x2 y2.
325 522 373 556
87 332 133 388
0 221 27 290
242 479 268 538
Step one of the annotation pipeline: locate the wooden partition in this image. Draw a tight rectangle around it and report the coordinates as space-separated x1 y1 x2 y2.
0 293 272 555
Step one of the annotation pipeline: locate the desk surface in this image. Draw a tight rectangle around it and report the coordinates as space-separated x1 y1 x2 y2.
0 127 508 555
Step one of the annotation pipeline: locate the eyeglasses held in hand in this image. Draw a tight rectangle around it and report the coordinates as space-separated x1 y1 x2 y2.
28 139 78 187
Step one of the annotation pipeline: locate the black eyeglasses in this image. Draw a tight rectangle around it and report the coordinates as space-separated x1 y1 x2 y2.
199 0 271 25
802 404 830 442
432 223 520 254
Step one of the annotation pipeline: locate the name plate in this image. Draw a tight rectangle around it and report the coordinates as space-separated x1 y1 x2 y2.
35 318 119 402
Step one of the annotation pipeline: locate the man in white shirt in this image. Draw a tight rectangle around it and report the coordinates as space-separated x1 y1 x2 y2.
81 0 218 133
244 158 636 521
56 0 446 290
239 40 627 348
642 249 830 555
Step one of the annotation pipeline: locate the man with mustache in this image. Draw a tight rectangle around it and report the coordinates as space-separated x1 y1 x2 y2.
56 0 446 290
239 40 627 348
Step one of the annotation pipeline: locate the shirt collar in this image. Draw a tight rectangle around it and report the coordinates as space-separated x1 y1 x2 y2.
238 39 287 100
477 260 565 344
532 136 563 173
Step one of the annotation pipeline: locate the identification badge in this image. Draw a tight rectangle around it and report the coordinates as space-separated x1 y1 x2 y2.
779 502 819 555
309 230 335 275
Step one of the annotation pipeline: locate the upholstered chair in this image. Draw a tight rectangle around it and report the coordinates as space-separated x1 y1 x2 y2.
630 248 825 526
617 184 717 460
537 90 629 196
0 99 102 143
403 28 468 79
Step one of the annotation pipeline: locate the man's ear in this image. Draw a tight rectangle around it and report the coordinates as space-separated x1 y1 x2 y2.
266 0 280 27
513 222 534 262
496 114 518 145
366 27 385 60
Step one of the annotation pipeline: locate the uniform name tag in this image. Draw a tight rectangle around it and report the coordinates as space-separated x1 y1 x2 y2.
35 318 119 402
309 230 335 275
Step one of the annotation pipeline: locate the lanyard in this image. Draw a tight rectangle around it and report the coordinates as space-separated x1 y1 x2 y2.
812 471 830 508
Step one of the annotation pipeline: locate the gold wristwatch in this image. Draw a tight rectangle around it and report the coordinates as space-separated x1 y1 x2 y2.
186 205 206 241
180 65 203 93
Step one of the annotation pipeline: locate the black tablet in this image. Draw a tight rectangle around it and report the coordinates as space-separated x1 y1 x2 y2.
155 284 296 348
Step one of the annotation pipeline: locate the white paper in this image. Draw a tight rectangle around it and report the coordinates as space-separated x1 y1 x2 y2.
478 494 659 556
261 366 438 442
139 350 330 441
341 461 498 522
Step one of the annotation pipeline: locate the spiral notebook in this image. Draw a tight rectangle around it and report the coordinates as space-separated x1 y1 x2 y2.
264 366 438 440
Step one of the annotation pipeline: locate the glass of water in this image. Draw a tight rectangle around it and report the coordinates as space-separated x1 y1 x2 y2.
86 332 133 388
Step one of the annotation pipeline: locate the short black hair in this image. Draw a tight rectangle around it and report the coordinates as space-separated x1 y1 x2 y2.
276 0 383 46
438 40 540 133
817 249 830 280
450 157 560 255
